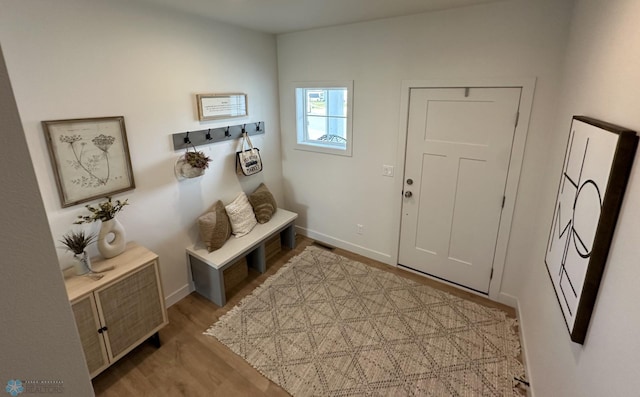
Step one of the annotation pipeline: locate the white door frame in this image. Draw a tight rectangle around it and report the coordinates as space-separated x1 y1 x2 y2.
391 78 536 303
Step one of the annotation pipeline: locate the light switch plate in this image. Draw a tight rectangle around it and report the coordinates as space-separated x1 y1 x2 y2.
382 165 394 177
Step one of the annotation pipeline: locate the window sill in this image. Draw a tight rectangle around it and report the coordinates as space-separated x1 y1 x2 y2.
294 142 352 157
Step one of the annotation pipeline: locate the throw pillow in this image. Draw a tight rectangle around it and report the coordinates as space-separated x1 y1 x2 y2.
248 183 277 224
225 192 258 237
198 200 232 252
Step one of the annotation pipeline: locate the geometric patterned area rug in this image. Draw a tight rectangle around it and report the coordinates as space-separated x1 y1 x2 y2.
205 246 524 396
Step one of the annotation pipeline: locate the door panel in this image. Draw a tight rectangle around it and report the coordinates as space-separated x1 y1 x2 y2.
414 153 448 255
71 294 109 377
96 262 165 360
399 87 521 293
449 157 486 265
424 100 493 145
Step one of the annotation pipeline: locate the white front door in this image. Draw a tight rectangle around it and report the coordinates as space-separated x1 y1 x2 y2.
399 87 521 293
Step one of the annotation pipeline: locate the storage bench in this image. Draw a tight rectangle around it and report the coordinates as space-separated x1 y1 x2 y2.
187 209 298 306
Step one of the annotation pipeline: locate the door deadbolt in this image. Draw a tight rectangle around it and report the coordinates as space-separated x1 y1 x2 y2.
406 178 413 185
404 191 413 198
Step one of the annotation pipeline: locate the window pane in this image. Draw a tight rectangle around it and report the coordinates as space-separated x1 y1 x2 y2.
306 89 326 116
326 89 347 117
326 116 347 140
306 115 327 140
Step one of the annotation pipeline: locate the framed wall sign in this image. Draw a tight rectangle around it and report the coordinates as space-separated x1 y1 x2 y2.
43 116 136 207
545 116 637 344
196 93 248 121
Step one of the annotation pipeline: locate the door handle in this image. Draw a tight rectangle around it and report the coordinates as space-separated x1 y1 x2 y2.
404 191 413 198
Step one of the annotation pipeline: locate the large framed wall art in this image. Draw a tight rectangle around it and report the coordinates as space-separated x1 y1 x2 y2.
43 116 136 207
545 116 637 344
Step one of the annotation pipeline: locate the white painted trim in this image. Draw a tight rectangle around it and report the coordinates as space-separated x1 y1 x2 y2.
514 296 534 397
498 292 519 308
296 225 392 264
165 283 192 307
390 77 537 301
293 80 353 157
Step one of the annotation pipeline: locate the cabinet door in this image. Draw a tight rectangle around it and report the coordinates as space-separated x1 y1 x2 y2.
96 261 167 360
71 294 109 377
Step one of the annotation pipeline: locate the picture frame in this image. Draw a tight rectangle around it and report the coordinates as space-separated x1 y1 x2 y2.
43 116 136 208
196 93 248 121
545 116 637 344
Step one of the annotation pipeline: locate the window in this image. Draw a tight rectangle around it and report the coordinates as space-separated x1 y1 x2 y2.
295 81 353 156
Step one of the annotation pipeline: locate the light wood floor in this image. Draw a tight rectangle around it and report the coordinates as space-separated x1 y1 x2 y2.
93 236 516 396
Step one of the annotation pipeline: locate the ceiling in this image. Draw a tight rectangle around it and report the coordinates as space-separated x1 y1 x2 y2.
135 0 504 34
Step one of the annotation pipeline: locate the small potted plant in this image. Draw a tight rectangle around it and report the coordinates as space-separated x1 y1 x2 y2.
75 197 129 259
59 230 97 275
178 147 211 178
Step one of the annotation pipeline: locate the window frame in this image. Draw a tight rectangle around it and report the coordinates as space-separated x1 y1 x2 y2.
294 81 353 157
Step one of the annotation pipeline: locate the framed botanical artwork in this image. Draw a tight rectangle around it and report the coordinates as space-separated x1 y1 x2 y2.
43 116 135 207
196 93 248 121
545 116 637 344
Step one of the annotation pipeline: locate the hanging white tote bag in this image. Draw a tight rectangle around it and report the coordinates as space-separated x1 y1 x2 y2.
236 132 263 176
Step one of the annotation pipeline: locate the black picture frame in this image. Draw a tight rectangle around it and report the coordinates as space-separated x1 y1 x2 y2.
545 116 637 344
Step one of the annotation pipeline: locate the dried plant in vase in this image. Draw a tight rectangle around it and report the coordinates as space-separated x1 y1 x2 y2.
74 197 129 259
59 230 97 275
74 196 129 224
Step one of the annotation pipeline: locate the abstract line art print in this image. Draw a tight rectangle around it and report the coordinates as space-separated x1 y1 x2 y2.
545 116 637 344
43 116 135 207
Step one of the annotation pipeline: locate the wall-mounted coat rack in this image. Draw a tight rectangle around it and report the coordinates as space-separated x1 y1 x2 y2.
171 121 265 151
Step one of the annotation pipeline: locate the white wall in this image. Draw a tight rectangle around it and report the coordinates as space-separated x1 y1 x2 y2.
518 0 640 395
0 0 282 304
0 45 94 396
7 0 639 393
277 0 574 299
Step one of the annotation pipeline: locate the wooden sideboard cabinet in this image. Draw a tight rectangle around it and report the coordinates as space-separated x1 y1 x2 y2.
64 242 168 378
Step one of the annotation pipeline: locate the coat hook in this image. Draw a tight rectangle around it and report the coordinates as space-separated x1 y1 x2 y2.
255 122 261 131
205 129 212 140
225 126 231 137
183 131 191 144
242 124 246 135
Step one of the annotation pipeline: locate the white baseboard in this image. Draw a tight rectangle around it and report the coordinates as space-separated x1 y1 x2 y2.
296 226 392 265
513 296 534 397
165 283 192 307
498 292 518 308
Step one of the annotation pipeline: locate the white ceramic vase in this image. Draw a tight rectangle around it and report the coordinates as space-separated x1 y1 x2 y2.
98 218 126 259
73 251 92 275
